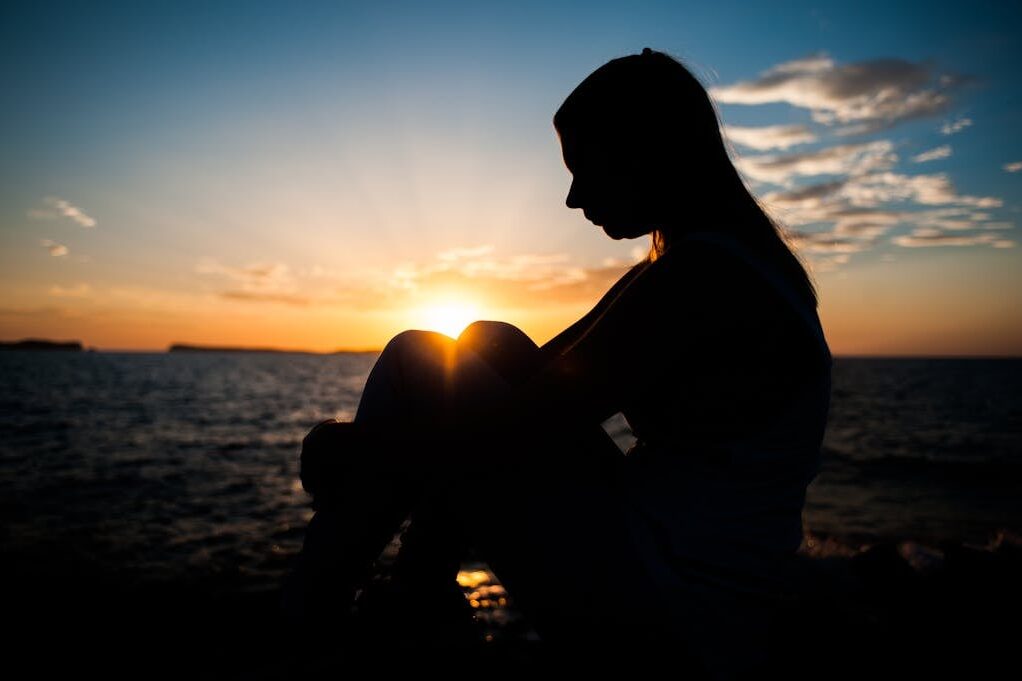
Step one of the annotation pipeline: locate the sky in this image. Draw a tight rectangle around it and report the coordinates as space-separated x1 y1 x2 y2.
1 0 1020 354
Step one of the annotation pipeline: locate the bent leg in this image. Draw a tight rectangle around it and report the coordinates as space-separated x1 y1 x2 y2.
354 326 528 428
292 321 656 658
456 320 544 381
289 327 526 630
381 323 546 594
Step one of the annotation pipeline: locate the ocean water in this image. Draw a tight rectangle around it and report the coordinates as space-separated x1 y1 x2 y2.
1 351 1020 602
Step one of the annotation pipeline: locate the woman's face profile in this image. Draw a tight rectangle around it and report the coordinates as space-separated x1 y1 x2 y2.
558 127 661 241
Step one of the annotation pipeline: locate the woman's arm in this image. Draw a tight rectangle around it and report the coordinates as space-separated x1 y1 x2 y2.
302 253 687 483
514 250 698 428
539 258 650 360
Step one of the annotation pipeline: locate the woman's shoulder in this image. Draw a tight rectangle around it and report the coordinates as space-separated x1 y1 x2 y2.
667 232 806 304
660 231 822 349
647 233 771 308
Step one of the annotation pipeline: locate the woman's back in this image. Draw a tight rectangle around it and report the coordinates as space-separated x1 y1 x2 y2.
618 229 832 675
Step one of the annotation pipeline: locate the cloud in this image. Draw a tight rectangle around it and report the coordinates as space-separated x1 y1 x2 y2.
911 145 952 163
219 291 309 305
788 229 868 253
196 259 290 283
910 207 1002 231
736 140 896 184
711 54 959 133
630 245 649 262
842 172 1001 208
762 180 848 210
437 245 495 261
762 174 1010 267
713 60 1012 270
763 183 907 247
892 229 1014 248
40 239 69 256
723 124 817 151
393 250 577 290
196 258 304 305
49 283 92 298
941 117 972 135
192 249 627 311
377 246 636 310
28 196 96 228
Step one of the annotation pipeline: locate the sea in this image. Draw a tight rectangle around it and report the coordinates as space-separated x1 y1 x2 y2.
1 351 1020 609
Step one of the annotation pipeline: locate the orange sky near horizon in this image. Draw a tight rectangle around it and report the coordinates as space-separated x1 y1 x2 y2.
2 238 1020 356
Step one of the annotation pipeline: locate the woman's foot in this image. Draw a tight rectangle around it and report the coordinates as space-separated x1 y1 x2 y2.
285 419 414 631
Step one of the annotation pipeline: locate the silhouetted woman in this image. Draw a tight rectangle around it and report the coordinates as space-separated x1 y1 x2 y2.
287 48 832 677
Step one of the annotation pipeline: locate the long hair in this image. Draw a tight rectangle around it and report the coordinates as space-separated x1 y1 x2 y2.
553 48 819 309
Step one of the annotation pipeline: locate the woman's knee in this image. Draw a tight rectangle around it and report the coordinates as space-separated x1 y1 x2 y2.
376 329 458 376
457 320 541 381
458 320 530 345
382 328 455 358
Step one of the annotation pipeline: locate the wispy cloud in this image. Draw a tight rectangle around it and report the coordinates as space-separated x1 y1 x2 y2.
723 124 817 151
762 173 1011 263
941 117 972 135
196 258 306 305
28 196 97 228
842 172 1001 208
219 290 309 305
196 259 290 283
892 229 1014 248
910 207 1001 231
49 283 91 297
711 54 960 134
437 245 496 261
40 239 69 256
393 250 580 291
192 248 637 311
736 140 896 184
911 145 952 163
379 245 643 310
1004 161 1022 173
789 230 868 254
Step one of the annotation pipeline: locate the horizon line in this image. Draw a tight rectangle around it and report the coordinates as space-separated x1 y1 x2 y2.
2 337 1021 358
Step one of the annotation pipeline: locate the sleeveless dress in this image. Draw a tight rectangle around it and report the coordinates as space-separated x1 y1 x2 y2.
619 230 833 677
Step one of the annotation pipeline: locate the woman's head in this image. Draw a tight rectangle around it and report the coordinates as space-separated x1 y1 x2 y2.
555 48 731 243
554 47 818 307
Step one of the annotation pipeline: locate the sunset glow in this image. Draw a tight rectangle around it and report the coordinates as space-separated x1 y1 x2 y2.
1 2 1020 355
411 299 482 339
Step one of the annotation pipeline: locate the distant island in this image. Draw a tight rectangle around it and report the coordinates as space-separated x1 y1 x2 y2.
168 343 379 354
169 343 312 354
0 339 83 351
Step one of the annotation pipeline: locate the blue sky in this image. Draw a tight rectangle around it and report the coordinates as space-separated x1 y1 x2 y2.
1 0 1020 352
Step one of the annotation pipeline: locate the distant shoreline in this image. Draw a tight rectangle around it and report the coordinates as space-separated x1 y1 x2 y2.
0 339 83 351
168 343 380 355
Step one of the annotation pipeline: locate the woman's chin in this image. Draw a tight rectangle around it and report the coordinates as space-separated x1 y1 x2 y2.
600 223 649 240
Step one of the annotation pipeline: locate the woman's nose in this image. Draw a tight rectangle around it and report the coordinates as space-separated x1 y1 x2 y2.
566 177 582 209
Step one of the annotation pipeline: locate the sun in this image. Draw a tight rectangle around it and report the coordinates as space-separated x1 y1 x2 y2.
413 299 481 339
